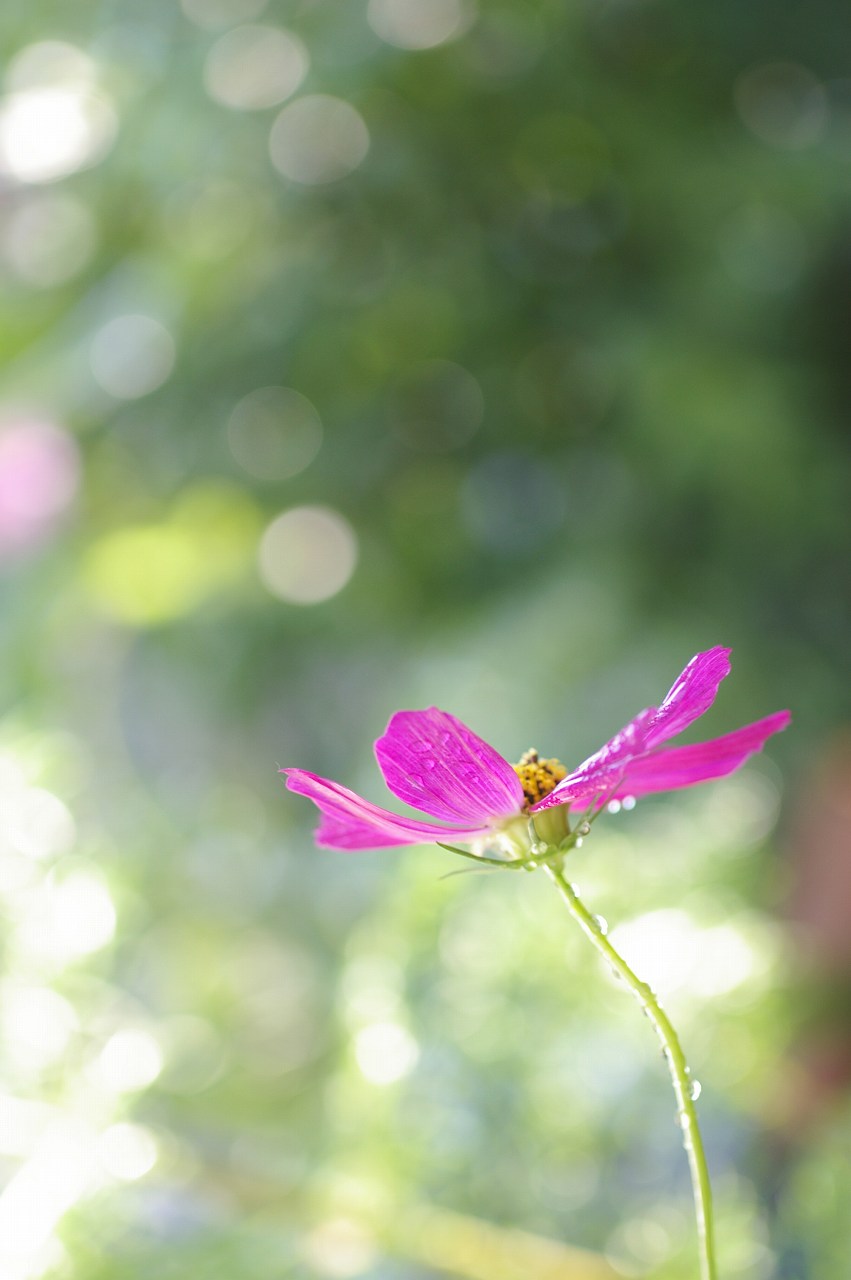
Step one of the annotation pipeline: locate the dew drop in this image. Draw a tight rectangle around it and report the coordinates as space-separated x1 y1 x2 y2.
574 837 584 848
592 914 608 935
621 795 636 810
424 759 437 771
677 1112 693 1129
577 821 591 836
689 1079 702 1101
606 799 621 814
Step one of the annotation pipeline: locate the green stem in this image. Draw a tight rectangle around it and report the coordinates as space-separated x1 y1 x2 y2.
545 865 717 1280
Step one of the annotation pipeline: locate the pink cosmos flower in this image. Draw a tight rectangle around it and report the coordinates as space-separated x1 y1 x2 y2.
284 646 790 852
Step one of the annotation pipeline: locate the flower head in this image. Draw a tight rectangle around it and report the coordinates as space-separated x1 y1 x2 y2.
283 646 790 853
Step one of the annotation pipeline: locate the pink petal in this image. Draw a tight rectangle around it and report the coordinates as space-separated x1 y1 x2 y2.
531 708 657 813
375 707 524 825
644 646 732 750
608 710 791 800
283 769 491 851
531 647 734 813
547 711 791 809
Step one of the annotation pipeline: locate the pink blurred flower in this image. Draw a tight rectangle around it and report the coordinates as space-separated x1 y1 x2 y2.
284 646 790 851
0 417 80 558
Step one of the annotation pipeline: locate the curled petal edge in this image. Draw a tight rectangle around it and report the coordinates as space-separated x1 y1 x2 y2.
644 646 732 750
283 768 493 851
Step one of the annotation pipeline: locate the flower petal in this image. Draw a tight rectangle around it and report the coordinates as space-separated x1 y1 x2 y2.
530 707 657 812
283 769 491 850
542 711 791 809
531 647 734 813
644 646 732 750
607 710 791 800
375 708 524 825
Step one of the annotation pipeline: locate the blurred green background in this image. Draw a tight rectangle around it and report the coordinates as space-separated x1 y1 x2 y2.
1 1 850 1277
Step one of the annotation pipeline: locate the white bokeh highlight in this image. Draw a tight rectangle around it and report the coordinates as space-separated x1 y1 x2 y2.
0 43 116 187
90 314 176 400
354 1021 419 1085
367 0 475 50
3 193 97 287
269 95 369 185
205 25 309 111
97 1029 164 1093
98 1123 158 1181
258 505 358 605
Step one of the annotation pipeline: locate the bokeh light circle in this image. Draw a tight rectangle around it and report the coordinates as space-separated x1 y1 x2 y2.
1 986 78 1070
258 505 358 604
98 1029 164 1092
3 193 97 287
718 204 808 293
367 0 475 50
0 87 117 185
269 95 369 185
734 62 827 149
98 1123 158 1181
90 314 176 400
227 386 322 480
204 25 309 111
7 41 95 91
45 871 116 958
390 359 483 451
354 1021 419 1084
0 45 116 185
181 0 267 30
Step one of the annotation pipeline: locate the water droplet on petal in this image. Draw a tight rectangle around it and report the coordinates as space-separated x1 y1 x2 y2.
621 795 636 810
592 914 608 935
424 759 436 771
607 799 622 814
689 1079 702 1101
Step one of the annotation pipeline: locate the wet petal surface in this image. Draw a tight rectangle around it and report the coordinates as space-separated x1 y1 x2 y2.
644 646 732 749
607 711 792 801
534 710 790 810
375 707 524 825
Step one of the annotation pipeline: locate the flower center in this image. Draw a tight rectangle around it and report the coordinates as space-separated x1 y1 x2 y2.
512 749 567 809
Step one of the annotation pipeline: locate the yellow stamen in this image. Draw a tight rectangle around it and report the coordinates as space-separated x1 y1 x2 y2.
512 748 567 809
